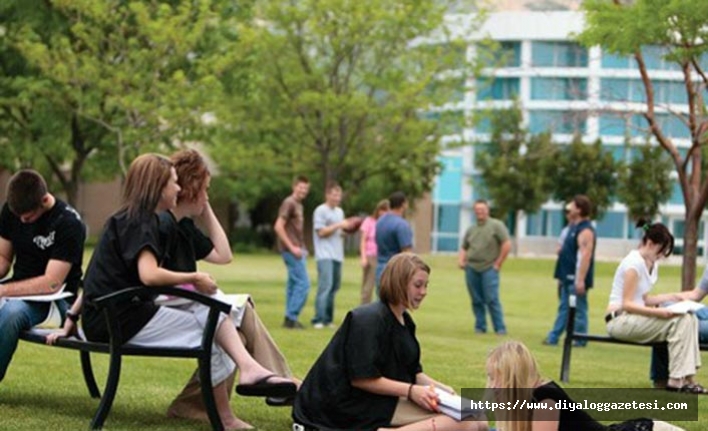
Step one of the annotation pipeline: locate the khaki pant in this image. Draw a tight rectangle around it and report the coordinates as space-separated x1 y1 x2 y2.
361 256 377 305
607 313 700 379
389 397 439 426
167 302 292 420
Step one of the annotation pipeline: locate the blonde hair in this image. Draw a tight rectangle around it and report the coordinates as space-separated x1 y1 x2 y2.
379 253 430 308
372 199 390 219
486 341 541 431
121 153 174 219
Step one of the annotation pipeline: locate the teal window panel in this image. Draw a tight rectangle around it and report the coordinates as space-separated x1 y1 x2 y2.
434 157 462 202
499 41 521 67
548 209 565 238
596 211 625 239
477 77 520 100
602 52 632 69
531 78 587 101
436 236 460 252
669 181 683 205
598 114 627 137
532 42 588 68
600 78 646 103
437 204 461 233
529 110 587 135
471 174 489 202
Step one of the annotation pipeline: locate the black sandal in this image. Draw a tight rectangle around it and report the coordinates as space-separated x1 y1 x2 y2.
666 383 708 394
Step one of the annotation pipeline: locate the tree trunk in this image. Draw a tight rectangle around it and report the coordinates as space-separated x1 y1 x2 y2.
682 211 700 291
512 209 521 257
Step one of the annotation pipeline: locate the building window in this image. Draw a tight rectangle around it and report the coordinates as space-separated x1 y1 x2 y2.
528 110 587 135
435 236 460 252
531 42 588 68
602 52 632 69
499 41 521 67
437 204 461 234
434 156 463 202
530 77 587 101
600 78 645 103
526 209 565 237
595 211 625 239
477 77 520 100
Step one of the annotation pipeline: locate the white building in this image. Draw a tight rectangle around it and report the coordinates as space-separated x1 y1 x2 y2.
424 11 704 259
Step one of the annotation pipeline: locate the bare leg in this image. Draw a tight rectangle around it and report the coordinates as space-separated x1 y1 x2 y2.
215 317 292 385
213 380 253 430
379 415 487 431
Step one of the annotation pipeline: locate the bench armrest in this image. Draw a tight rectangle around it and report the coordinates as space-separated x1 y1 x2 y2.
92 286 231 314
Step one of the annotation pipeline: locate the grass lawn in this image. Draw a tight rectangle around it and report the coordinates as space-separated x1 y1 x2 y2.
1 253 705 430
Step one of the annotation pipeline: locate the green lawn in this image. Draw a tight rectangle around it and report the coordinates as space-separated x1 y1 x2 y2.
1 253 705 430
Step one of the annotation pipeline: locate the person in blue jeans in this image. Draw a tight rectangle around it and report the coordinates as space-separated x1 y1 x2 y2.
543 195 596 346
274 175 311 329
374 191 413 293
0 169 86 382
458 199 511 335
311 182 351 328
650 265 708 388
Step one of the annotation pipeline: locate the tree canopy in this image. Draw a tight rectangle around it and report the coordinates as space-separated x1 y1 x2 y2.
579 0 708 289
209 0 484 212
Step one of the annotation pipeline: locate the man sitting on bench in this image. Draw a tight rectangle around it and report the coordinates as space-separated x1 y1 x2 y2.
0 169 86 383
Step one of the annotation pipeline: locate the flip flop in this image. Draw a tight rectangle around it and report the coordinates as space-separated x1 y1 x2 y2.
236 374 297 398
665 383 708 395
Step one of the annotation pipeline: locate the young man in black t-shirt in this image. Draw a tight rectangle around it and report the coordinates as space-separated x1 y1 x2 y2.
0 169 86 382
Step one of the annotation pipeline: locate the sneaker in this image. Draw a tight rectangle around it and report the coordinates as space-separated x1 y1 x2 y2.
474 328 487 334
325 323 337 329
542 338 558 346
573 341 587 348
283 318 305 329
312 322 324 329
495 330 507 336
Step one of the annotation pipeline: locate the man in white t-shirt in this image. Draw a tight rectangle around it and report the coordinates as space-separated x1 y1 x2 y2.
311 183 351 328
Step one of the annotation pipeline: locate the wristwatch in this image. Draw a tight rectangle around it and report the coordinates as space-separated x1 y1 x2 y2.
66 311 80 323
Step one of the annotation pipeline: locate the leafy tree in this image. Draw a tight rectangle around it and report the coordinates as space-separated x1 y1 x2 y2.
210 0 485 213
617 144 673 223
578 0 708 289
0 0 245 205
475 103 557 251
551 137 622 220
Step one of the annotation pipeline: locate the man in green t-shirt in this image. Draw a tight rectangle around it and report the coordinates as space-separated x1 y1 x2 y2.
458 200 511 335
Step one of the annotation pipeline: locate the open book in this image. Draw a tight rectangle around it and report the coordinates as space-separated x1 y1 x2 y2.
665 300 705 314
0 284 73 329
434 388 482 421
155 287 252 328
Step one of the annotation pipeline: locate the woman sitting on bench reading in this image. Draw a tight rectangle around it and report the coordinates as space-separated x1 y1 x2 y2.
606 220 704 394
80 154 295 430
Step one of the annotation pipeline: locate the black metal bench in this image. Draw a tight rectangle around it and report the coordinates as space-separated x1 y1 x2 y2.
18 286 231 431
559 294 708 382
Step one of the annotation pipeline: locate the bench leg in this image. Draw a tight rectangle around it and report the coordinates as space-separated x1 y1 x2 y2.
80 351 101 399
198 355 224 431
91 350 122 430
560 295 577 383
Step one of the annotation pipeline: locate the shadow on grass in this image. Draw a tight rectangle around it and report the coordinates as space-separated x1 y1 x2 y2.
1 389 212 430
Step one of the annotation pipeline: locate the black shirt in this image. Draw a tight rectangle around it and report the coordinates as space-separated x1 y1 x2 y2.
158 211 213 273
0 200 86 295
293 301 422 431
82 211 163 343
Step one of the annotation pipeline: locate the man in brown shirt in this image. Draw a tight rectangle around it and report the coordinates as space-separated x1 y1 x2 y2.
274 175 311 329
